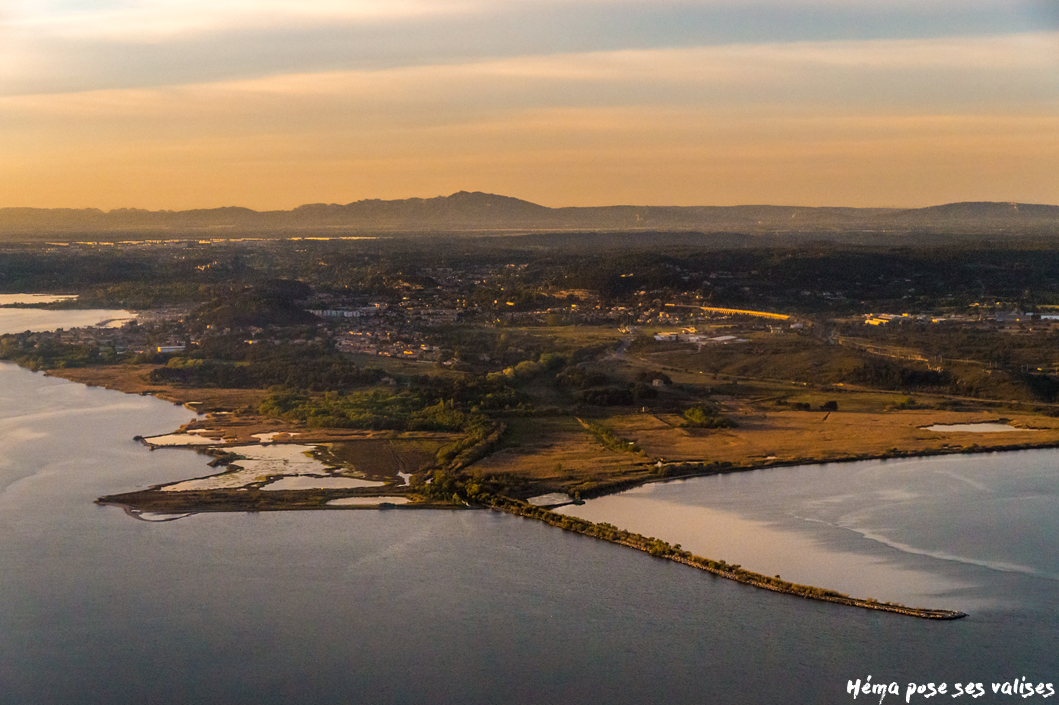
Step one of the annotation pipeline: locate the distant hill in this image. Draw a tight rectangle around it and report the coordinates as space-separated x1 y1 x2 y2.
2 192 1058 242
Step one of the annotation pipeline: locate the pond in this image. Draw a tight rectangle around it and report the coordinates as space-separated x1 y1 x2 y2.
923 423 1023 433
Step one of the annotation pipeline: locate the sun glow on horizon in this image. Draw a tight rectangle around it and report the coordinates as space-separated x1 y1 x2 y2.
1 2 1057 210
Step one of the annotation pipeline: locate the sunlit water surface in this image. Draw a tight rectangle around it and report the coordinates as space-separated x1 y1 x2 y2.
2 311 1059 704
0 294 78 305
0 307 134 333
924 423 1022 433
559 453 1059 613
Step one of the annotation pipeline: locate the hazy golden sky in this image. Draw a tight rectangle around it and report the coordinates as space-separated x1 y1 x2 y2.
2 0 1058 209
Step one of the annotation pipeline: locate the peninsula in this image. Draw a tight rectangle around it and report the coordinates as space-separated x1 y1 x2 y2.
7 199 1059 618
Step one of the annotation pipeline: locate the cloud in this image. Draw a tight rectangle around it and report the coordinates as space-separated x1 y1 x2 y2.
1 20 1057 209
5 32 1057 124
6 0 1045 41
6 1 476 40
1 0 1051 96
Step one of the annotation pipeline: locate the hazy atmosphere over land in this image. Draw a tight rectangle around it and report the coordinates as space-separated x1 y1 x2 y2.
2 0 1058 210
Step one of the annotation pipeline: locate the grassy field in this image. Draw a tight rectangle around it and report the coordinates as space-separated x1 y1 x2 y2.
342 353 450 375
497 324 625 348
604 407 1059 467
472 331 1059 496
472 416 651 495
51 364 268 411
54 339 1059 506
49 364 460 447
472 403 1059 498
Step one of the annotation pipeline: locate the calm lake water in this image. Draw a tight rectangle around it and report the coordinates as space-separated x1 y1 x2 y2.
0 294 77 305
0 306 134 333
2 312 1058 704
558 453 1059 614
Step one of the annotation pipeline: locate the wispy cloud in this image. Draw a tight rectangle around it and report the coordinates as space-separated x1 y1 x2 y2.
1 2 1056 208
2 32 1056 208
6 1 476 40
8 33 1057 119
1 0 1051 96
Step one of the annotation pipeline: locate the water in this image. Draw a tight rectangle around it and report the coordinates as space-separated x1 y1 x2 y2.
924 423 1022 433
2 312 1059 704
558 453 1059 614
0 307 134 333
0 294 78 305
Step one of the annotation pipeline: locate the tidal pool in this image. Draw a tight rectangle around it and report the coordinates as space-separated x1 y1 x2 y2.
260 476 385 491
252 431 299 443
161 444 354 491
3 358 1059 704
923 423 1023 433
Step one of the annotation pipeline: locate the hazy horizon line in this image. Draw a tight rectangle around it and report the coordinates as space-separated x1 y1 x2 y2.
3 192 1057 213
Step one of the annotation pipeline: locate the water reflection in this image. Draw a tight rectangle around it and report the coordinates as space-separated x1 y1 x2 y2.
3 309 1059 701
924 423 1022 432
0 294 78 305
0 307 134 333
558 452 1059 611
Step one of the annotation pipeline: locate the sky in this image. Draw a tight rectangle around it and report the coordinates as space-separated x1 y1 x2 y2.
1 0 1058 210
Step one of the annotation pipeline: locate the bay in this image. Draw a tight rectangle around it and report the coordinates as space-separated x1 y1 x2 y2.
558 453 1059 614
0 295 78 305
2 309 1058 704
0 307 134 333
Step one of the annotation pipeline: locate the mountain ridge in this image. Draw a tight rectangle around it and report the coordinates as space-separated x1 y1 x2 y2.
2 191 1058 238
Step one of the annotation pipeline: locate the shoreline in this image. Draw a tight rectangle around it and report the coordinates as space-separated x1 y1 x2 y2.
565 436 1059 503
96 436 1059 514
32 361 1047 619
95 495 460 513
485 496 968 621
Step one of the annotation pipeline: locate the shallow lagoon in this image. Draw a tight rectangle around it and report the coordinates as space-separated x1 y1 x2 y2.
0 306 134 333
3 310 1059 703
4 362 1059 704
559 452 1059 613
0 294 78 305
158 444 378 492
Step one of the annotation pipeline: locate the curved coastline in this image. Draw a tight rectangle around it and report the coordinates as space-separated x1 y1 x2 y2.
35 362 1025 620
485 495 968 620
93 414 1059 620
569 437 1059 503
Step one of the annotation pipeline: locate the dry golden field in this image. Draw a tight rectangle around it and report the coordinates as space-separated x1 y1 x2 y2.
53 360 1059 502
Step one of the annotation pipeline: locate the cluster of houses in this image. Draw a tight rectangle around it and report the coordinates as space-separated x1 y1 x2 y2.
864 311 1059 326
333 330 440 360
13 318 189 357
653 330 749 345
